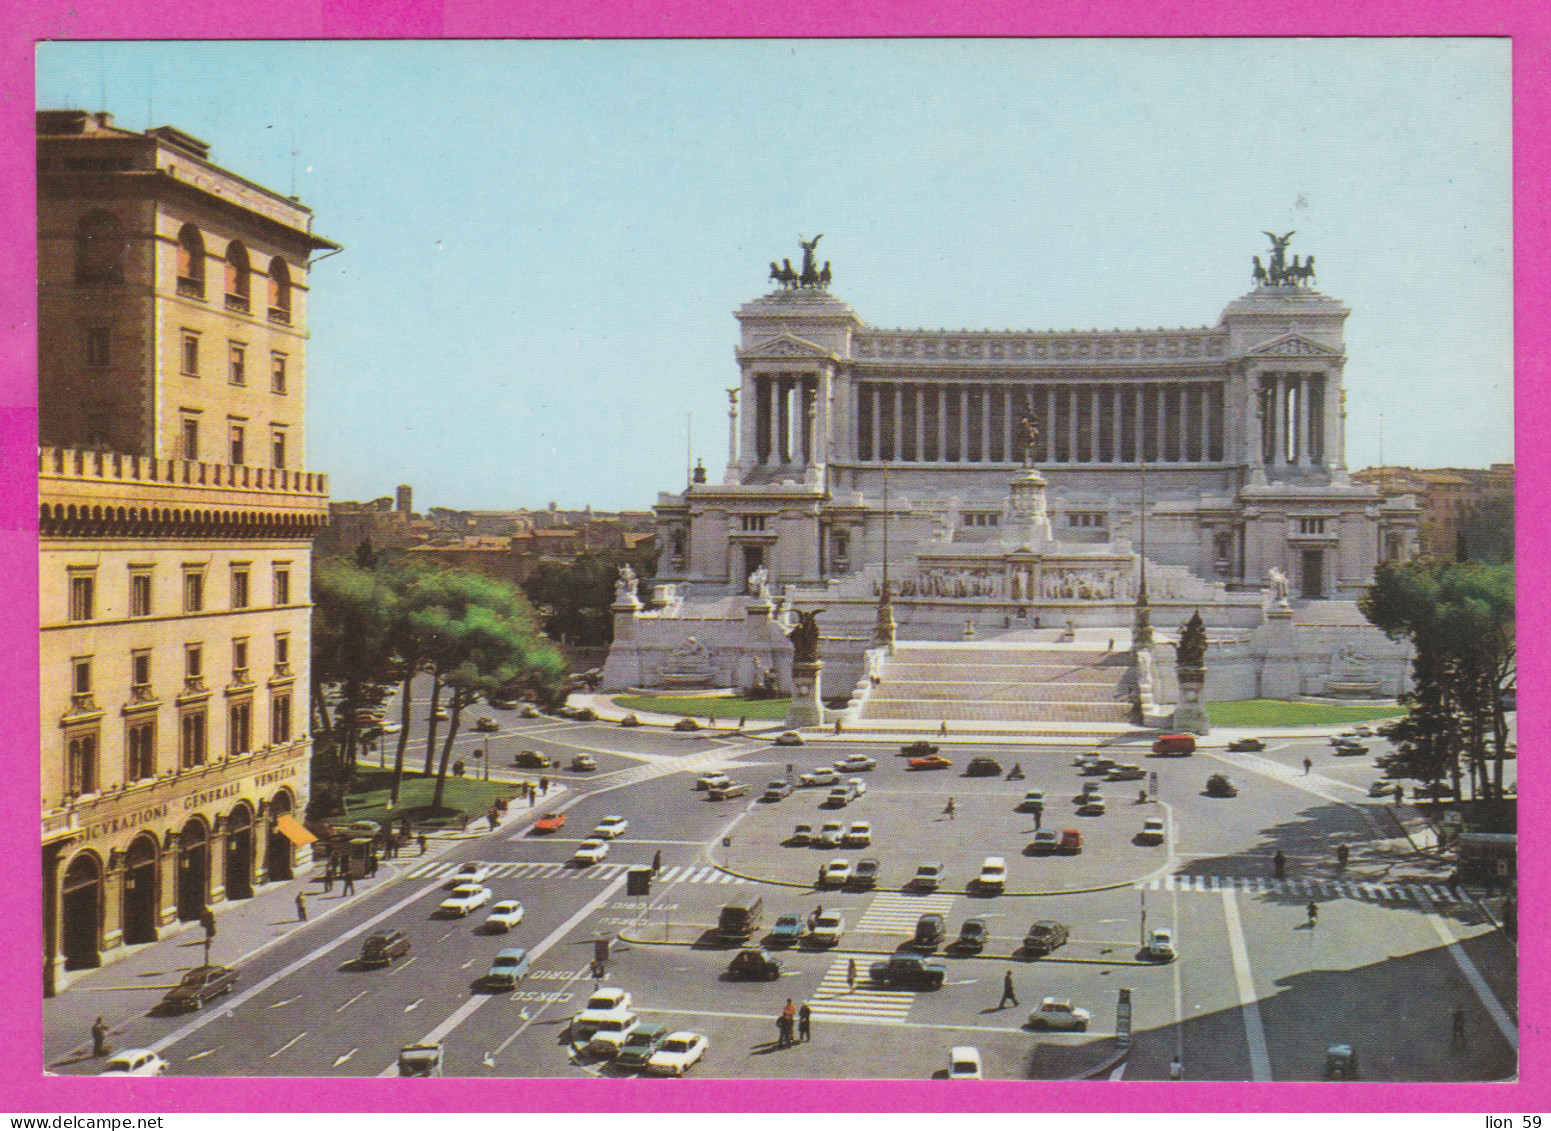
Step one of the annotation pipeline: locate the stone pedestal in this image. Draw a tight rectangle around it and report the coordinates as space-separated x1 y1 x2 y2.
1259 605 1301 698
1004 465 1055 550
786 660 824 728
1173 666 1210 735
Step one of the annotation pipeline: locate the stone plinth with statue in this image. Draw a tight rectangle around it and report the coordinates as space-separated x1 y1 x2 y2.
1171 609 1211 735
785 608 825 727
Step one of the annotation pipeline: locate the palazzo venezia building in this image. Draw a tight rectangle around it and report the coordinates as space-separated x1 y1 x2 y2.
657 260 1418 603
37 111 336 993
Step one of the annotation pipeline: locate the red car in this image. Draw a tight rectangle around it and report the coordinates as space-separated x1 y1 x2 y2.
532 813 566 834
1058 829 1083 854
1152 733 1196 756
908 754 953 771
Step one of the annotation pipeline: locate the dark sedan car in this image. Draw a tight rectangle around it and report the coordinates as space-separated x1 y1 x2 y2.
1227 737 1267 752
159 964 238 1012
726 947 783 981
954 917 989 953
965 756 1003 777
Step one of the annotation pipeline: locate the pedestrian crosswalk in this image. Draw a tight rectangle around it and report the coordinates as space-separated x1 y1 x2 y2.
854 890 958 933
403 859 749 885
1134 873 1463 904
806 955 914 1024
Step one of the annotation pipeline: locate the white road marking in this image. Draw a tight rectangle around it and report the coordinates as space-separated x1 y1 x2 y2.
268 1031 307 1058
269 996 298 1009
185 1048 218 1062
1416 890 1518 1049
333 1048 356 1067
1220 890 1273 1081
404 998 422 1013
336 990 367 1013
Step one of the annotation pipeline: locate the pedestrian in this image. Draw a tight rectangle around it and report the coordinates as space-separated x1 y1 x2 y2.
847 957 857 991
939 720 948 736
91 1015 110 1058
1273 849 1287 879
781 998 796 1046
343 870 356 896
366 855 378 878
1306 899 1319 927
540 776 549 795
323 869 334 894
798 1002 812 1041
1107 638 1114 651
1336 843 1350 870
998 970 1019 1009
834 717 842 735
200 906 216 941
945 797 955 820
458 813 469 831
1451 1005 1467 1048
1169 1055 1183 1081
652 849 662 875
1303 756 1312 775
1033 804 1043 830
1504 896 1518 940
417 833 428 855
488 808 498 831
738 716 746 731
295 891 307 921
528 782 536 808
708 715 716 730
776 1013 791 1048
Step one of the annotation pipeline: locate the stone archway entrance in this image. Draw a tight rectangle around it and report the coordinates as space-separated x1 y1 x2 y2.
224 804 254 900
176 819 209 921
264 792 294 881
61 853 102 970
122 835 159 945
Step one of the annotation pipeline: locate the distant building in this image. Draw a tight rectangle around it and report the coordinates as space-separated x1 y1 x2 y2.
1352 464 1514 560
38 110 336 992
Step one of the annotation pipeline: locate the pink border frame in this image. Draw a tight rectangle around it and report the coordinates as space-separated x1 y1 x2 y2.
3 1 1542 1114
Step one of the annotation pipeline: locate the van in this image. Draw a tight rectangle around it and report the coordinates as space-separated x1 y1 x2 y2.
1152 733 1196 755
717 891 764 941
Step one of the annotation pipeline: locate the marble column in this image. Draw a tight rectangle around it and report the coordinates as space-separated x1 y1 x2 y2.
1089 387 1100 463
1297 373 1312 467
1273 374 1288 468
1002 387 1014 462
980 386 991 462
915 384 926 461
1045 385 1056 463
870 383 881 462
725 388 739 481
1154 383 1167 463
937 384 947 461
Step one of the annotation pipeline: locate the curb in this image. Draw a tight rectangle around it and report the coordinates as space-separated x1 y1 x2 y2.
1067 1045 1129 1081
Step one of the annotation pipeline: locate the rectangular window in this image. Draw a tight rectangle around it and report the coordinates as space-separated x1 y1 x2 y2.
271 352 288 393
271 693 292 744
274 632 290 667
229 701 252 758
229 423 246 465
67 732 99 795
181 332 200 376
273 565 291 606
740 515 767 532
72 658 92 696
127 721 155 781
1298 518 1326 535
182 417 200 460
185 644 203 680
183 569 205 612
181 711 207 768
232 637 249 676
68 571 95 621
231 566 250 609
131 650 151 689
229 342 246 385
86 328 110 367
129 571 152 617
271 428 287 469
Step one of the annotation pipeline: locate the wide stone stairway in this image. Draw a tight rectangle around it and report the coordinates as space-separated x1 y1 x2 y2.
854 639 1138 732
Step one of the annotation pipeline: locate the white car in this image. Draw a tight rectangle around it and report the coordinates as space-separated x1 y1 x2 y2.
977 856 1007 892
573 987 633 1040
572 839 609 866
810 910 846 946
438 884 492 917
99 1048 168 1076
593 815 629 839
695 771 732 791
820 857 853 886
800 767 840 787
381 721 403 734
912 862 944 891
586 1012 641 1058
818 821 846 847
844 821 872 847
484 899 526 932
1080 792 1106 815
1028 997 1091 1031
948 1046 983 1080
1138 817 1166 844
445 862 493 888
647 1031 709 1076
836 753 878 772
847 777 868 797
1145 927 1177 962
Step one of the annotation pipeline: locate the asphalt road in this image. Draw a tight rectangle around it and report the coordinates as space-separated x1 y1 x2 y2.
50 703 1517 1082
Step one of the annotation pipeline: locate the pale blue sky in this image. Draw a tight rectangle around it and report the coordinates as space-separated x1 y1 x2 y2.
37 39 1512 511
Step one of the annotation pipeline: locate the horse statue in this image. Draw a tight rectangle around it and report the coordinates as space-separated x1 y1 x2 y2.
799 234 823 287
818 261 832 289
1252 255 1268 287
1299 255 1316 286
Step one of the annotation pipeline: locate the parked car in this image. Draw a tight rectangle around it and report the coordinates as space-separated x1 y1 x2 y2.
532 813 566 834
818 821 846 847
446 862 493 888
966 755 1003 776
473 716 498 732
592 815 629 839
836 753 878 772
1227 737 1267 752
646 1031 709 1076
482 947 531 990
1333 742 1369 756
438 884 493 917
900 741 939 756
99 1049 168 1076
820 858 853 887
359 929 412 967
1080 780 1104 798
726 947 782 981
788 823 814 846
1144 927 1177 962
1028 997 1091 1031
380 721 402 735
159 964 238 1012
708 781 750 800
1082 757 1118 776
870 953 946 989
397 1043 443 1077
1369 779 1404 798
850 858 880 889
520 704 542 718
1030 830 1060 854
1352 724 1374 736
947 1046 983 1080
976 856 1007 893
911 862 945 891
809 911 846 947
844 821 873 846
614 1022 671 1070
769 914 804 946
571 839 609 866
1019 789 1046 811
800 767 840 787
569 753 597 772
775 730 805 746
1152 733 1196 755
1205 773 1239 797
587 1012 642 1058
513 750 553 768
826 780 863 806
913 913 947 950
1022 920 1070 956
763 780 795 801
618 713 641 727
1106 763 1145 781
484 900 525 933
1138 816 1166 844
909 754 953 771
954 917 989 953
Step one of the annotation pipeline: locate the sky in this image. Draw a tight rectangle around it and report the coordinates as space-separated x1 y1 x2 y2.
35 38 1513 513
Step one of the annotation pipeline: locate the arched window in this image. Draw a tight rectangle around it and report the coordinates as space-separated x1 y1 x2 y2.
75 210 125 284
267 257 291 324
177 224 205 298
225 241 251 311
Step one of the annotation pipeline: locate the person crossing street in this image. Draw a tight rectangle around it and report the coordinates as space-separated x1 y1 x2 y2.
998 970 1019 1009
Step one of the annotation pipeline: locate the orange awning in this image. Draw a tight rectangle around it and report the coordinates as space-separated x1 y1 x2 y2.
274 814 317 846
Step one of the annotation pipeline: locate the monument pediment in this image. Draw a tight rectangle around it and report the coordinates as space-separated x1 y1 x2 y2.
1246 332 1340 358
737 333 839 361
